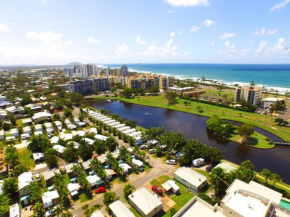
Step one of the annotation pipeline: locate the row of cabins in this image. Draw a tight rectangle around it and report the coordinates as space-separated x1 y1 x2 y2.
87 109 142 142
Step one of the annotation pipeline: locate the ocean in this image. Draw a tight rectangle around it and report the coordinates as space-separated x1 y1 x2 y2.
103 64 290 94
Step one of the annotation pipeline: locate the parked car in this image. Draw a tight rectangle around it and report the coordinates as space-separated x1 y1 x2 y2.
149 149 155 154
152 186 163 195
138 166 145 172
206 166 212 172
140 145 148 150
95 186 106 194
166 159 177 165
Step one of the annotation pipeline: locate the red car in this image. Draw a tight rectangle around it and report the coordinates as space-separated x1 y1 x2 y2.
95 186 106 194
152 186 163 195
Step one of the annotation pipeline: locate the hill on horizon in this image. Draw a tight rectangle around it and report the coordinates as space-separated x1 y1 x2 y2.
67 62 82 65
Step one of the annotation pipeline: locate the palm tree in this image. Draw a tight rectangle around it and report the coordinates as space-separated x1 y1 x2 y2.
103 192 119 207
33 201 45 217
119 147 128 160
61 210 73 217
82 204 102 217
261 169 271 184
4 145 19 170
28 181 43 203
270 173 282 188
3 177 18 200
210 168 229 196
123 184 135 199
0 194 11 216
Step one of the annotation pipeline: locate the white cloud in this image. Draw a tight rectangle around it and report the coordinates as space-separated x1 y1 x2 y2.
25 31 64 44
0 23 10 32
269 38 290 54
168 10 175 13
219 32 236 39
170 32 176 37
183 51 192 56
246 40 254 44
191 25 200 32
87 36 101 44
253 28 278 36
202 19 216 27
255 41 267 53
225 41 231 47
164 0 210 7
270 0 290 12
9 22 15 26
136 36 146 45
63 40 73 45
209 41 215 46
142 38 178 57
116 43 129 56
41 0 47 3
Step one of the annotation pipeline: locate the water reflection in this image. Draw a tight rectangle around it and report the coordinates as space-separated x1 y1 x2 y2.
89 99 290 183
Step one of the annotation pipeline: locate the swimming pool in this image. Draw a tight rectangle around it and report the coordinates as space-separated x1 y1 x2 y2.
279 199 290 210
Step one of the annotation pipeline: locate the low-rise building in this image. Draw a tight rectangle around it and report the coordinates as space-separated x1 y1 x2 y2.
86 175 104 188
18 172 33 197
128 187 163 217
23 126 31 135
32 112 52 122
174 167 207 193
10 128 19 137
53 145 66 156
54 121 62 131
263 97 285 109
94 134 108 141
167 87 194 96
33 152 45 163
42 190 60 209
109 200 135 217
0 129 4 140
10 203 20 217
173 196 225 217
42 168 61 186
91 211 105 217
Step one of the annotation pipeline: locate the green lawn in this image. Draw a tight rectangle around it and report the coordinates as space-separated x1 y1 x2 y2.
129 207 142 217
193 169 210 179
229 130 274 149
95 95 290 141
150 175 194 216
17 148 35 169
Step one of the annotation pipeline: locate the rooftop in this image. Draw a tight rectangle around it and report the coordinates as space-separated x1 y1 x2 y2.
175 167 207 187
173 196 225 217
225 192 268 217
128 187 163 215
18 172 33 190
109 200 135 217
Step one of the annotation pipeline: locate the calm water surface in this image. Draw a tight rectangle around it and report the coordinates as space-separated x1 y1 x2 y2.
89 100 290 183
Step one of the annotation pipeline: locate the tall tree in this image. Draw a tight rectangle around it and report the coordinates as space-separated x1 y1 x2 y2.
261 169 272 184
45 148 58 168
4 145 19 170
210 168 229 196
3 177 18 199
271 173 282 188
0 194 11 216
103 191 119 207
237 124 254 142
123 184 135 199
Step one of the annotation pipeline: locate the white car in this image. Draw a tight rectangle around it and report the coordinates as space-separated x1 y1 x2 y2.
149 149 155 154
166 159 177 165
140 145 148 150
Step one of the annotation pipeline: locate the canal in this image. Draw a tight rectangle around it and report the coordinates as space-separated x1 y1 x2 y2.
89 99 290 183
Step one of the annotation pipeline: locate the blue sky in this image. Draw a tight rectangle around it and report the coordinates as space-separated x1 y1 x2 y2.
0 0 290 65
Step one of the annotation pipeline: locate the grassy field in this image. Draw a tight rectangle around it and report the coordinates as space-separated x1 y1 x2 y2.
229 130 275 149
17 148 35 169
96 95 290 141
150 175 194 216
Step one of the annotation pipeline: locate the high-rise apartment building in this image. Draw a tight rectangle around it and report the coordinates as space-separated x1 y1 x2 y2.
235 85 262 105
159 76 174 90
121 65 128 76
68 78 110 95
116 68 121 76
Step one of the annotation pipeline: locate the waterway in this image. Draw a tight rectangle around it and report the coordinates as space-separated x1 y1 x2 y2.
89 99 290 183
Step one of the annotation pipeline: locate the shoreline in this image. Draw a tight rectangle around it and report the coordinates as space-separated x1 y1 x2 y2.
91 95 290 142
102 63 290 94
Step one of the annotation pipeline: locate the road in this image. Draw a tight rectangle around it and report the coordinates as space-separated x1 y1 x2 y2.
70 157 175 216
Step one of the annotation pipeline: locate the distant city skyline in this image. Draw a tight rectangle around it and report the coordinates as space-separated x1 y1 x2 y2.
0 0 290 65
